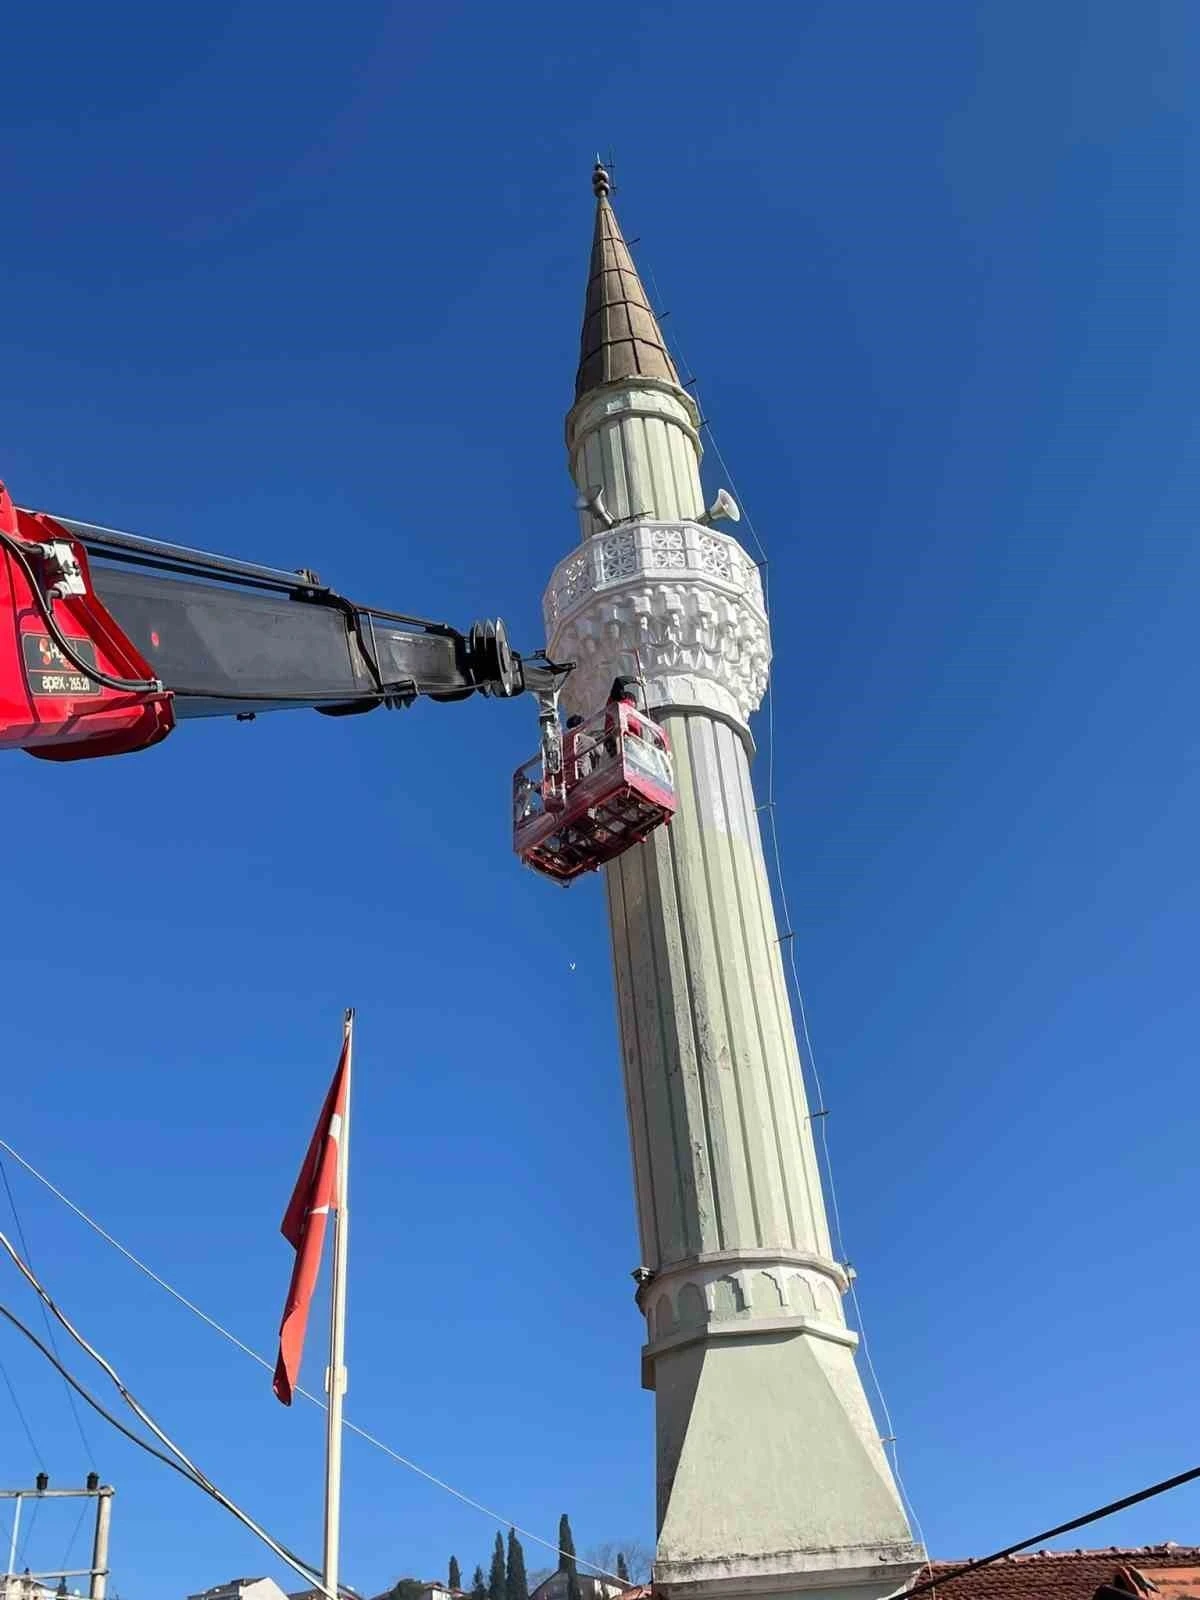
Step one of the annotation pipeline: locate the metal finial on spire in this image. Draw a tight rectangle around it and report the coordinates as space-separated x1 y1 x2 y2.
575 155 679 399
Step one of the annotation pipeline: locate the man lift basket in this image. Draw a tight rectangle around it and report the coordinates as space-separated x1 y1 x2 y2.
512 677 677 884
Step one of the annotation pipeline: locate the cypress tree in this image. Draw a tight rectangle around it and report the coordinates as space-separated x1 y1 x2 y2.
506 1528 529 1600
450 1559 463 1592
489 1531 507 1600
472 1568 488 1600
558 1515 582 1600
616 1556 629 1586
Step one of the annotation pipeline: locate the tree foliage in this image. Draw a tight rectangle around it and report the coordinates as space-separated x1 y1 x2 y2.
450 1558 463 1591
558 1514 582 1600
390 1579 427 1600
507 1527 530 1600
586 1542 653 1585
490 1530 508 1600
471 1566 488 1600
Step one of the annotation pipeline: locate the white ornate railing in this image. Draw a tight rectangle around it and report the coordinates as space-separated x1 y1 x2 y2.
543 520 770 727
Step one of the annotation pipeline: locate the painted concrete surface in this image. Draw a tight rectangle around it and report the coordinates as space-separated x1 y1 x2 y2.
602 716 920 1600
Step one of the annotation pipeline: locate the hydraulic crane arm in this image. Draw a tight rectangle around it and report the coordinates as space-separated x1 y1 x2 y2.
0 482 568 761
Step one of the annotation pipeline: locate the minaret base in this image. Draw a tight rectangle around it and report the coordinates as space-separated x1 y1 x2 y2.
651 1331 923 1600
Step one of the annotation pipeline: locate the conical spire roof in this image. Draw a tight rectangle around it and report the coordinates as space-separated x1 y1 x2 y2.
575 162 681 401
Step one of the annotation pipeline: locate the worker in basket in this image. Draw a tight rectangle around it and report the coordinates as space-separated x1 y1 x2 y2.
609 674 640 709
553 684 639 854
601 675 640 762
514 766 544 823
564 703 608 779
607 676 673 790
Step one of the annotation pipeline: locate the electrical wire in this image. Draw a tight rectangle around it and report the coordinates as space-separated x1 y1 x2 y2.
757 792 931 1541
896 1463 1200 1600
0 1347 46 1467
0 1292 337 1596
17 1494 41 1571
60 1498 91 1578
0 1297 217 1483
1 1154 98 1467
0 1213 49 1566
0 1231 344 1600
0 1138 623 1586
638 239 929 1556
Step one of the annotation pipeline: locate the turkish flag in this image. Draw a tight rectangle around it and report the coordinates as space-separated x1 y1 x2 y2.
273 1041 349 1405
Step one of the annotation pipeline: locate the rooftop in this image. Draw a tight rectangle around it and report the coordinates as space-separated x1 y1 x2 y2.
592 1549 1200 1600
916 1546 1200 1600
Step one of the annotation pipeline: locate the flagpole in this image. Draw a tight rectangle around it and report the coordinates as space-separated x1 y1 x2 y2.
323 1007 353 1600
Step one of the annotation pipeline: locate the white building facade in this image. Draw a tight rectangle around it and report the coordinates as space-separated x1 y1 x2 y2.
188 1579 289 1600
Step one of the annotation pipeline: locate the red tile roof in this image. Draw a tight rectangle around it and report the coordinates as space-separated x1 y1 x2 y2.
914 1546 1200 1600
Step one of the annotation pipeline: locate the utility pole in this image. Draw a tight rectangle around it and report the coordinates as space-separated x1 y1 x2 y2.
88 1477 113 1600
1 1473 114 1598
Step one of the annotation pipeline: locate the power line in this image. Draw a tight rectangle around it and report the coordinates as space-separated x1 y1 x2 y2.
61 1497 92 1577
0 1291 339 1597
1 1152 98 1466
18 1494 42 1571
0 1233 345 1600
0 1349 46 1467
0 1164 51 1495
0 1137 623 1585
898 1463 1200 1600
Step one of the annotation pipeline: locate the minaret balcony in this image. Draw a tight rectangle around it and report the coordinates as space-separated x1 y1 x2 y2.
544 518 770 726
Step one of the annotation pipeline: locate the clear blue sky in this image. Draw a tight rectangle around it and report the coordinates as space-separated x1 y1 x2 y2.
2 3 1199 1596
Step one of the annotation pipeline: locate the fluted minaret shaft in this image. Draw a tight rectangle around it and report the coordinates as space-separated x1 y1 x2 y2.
543 165 922 1600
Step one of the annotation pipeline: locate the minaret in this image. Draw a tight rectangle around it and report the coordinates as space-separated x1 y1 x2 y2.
544 165 923 1600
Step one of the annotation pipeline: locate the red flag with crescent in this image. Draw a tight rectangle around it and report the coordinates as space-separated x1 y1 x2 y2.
273 1041 349 1405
